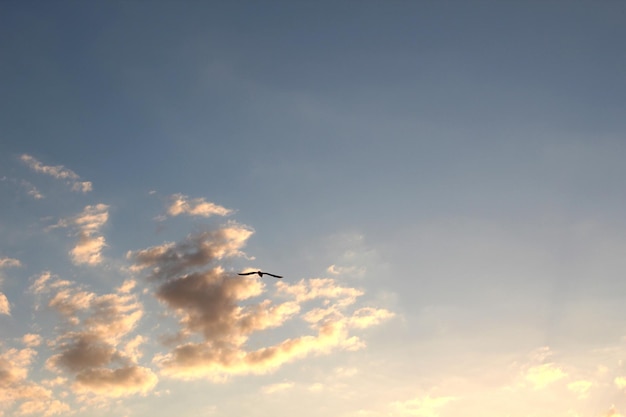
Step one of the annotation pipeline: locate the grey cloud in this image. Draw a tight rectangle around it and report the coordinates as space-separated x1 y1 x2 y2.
50 334 116 373
74 366 157 397
127 223 253 280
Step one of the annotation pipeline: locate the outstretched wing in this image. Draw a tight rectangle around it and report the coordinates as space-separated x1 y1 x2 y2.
238 272 257 276
264 273 283 279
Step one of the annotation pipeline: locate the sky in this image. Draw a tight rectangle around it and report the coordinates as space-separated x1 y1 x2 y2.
1 1 626 416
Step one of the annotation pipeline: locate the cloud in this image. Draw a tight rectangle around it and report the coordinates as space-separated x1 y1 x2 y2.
326 264 366 278
261 381 294 394
276 278 364 307
127 223 253 280
73 366 157 398
39 275 156 400
0 257 21 269
20 154 92 193
50 204 109 265
126 223 393 382
20 180 44 200
0 346 64 416
567 380 593 399
524 363 567 390
390 394 456 417
21 335 42 348
166 194 233 218
17 399 70 416
0 294 9 316
0 257 21 315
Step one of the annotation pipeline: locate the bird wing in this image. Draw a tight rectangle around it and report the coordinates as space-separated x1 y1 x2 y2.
238 272 257 276
265 273 283 279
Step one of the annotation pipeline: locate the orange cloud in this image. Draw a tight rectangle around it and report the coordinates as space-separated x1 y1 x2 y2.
0 347 63 415
48 204 109 265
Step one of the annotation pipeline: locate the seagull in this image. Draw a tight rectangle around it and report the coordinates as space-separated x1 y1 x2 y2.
238 270 283 279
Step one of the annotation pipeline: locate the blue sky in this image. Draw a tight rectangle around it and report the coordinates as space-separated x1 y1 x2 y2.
2 2 626 416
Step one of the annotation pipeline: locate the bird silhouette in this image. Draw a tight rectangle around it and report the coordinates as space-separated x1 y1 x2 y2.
238 270 283 279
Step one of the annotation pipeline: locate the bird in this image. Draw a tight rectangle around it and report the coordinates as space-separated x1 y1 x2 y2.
238 270 283 279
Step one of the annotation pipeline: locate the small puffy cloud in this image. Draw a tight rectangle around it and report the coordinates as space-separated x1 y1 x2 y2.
166 194 233 218
116 280 136 294
30 271 53 295
48 288 95 319
20 154 92 193
524 363 567 390
326 264 366 278
0 257 22 269
391 394 456 417
51 204 109 265
22 334 42 348
71 181 92 193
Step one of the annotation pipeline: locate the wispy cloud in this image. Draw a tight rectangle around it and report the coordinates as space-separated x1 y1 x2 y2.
20 154 92 193
165 194 233 218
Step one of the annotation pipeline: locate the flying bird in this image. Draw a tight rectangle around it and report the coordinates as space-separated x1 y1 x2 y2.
238 270 283 279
